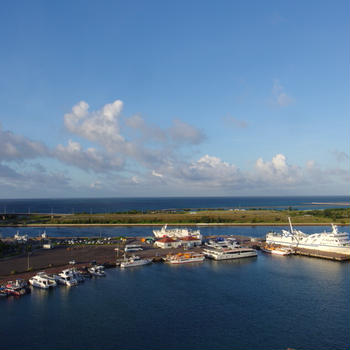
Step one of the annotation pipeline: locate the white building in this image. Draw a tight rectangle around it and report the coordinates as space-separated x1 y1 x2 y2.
154 237 182 249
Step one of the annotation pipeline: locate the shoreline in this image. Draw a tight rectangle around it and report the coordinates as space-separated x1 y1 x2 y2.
0 222 349 227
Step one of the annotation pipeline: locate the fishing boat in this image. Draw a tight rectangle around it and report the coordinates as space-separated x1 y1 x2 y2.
164 252 205 264
120 255 152 268
29 272 57 289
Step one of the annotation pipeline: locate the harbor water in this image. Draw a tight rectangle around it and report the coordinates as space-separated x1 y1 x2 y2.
1 251 349 349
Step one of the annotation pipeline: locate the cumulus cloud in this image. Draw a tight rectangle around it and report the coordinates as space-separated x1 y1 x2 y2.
64 100 125 151
272 80 294 107
254 154 301 184
54 140 123 172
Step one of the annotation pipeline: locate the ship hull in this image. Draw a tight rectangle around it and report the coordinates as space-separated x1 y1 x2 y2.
266 238 350 255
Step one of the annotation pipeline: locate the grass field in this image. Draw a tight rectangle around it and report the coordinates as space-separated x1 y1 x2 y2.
1 208 349 226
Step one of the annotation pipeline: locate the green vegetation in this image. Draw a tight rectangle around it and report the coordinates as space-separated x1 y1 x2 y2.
0 208 349 226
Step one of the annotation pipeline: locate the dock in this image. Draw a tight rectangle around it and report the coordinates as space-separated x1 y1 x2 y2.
293 248 350 261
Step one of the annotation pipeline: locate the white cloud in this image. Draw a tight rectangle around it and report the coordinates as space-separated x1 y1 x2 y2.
152 170 163 178
254 154 301 184
272 80 294 107
64 100 125 151
54 140 123 172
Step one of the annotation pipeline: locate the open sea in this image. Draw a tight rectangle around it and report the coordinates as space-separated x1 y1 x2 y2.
1 197 349 349
0 195 349 214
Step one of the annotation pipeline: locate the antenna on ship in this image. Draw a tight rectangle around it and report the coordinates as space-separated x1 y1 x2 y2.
288 217 294 234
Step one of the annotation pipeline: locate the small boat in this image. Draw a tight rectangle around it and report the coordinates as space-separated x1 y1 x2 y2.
58 269 78 286
4 279 30 296
261 246 293 256
88 265 106 276
164 252 205 264
29 272 57 289
0 286 9 297
120 255 152 268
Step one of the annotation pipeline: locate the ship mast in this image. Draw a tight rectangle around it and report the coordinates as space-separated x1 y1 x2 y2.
288 217 294 234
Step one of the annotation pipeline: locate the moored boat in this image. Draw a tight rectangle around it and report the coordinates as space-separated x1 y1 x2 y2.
120 255 152 268
164 252 205 264
29 272 57 289
260 246 293 256
4 279 30 296
266 218 350 255
88 265 106 276
58 269 78 286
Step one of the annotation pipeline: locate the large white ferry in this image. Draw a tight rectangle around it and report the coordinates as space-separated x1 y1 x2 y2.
203 247 257 260
266 218 350 255
153 225 202 240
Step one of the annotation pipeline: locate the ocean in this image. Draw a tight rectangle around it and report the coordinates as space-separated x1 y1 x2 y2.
1 252 349 349
0 195 348 214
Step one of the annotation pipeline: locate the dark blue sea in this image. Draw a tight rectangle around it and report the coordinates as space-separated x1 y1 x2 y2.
0 196 348 214
1 252 349 350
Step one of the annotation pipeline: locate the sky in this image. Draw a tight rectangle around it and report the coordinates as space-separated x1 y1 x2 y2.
0 0 349 198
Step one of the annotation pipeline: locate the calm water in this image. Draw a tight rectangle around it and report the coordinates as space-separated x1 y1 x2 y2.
1 253 349 349
0 196 348 214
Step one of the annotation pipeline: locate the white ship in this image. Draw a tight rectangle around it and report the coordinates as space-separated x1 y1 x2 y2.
153 225 202 240
266 218 350 255
203 247 257 260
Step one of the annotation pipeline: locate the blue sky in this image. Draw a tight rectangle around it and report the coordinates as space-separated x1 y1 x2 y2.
0 0 348 198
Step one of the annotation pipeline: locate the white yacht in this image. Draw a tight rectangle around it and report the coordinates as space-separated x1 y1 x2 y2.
203 247 257 260
153 225 202 240
120 255 152 268
58 269 78 286
88 265 106 276
29 272 57 289
266 218 350 255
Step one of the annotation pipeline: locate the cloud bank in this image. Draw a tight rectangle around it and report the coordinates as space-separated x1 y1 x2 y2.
0 99 348 197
